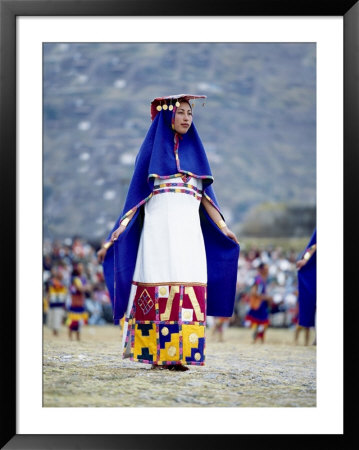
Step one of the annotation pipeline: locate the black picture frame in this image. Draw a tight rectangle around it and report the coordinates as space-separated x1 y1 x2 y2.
1 1 356 448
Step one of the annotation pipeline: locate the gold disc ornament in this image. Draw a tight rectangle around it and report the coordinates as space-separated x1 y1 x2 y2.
169 104 173 111
156 105 162 111
175 101 180 107
162 104 168 110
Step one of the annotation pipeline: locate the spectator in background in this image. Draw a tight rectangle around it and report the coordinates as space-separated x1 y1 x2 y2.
56 259 71 287
43 254 52 272
46 269 68 336
88 283 111 325
244 262 273 343
67 263 90 341
295 229 317 346
72 237 85 259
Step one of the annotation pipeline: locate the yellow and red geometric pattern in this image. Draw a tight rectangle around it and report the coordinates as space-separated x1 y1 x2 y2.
124 282 207 366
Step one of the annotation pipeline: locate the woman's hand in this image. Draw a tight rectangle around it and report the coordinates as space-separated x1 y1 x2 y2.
97 247 107 264
111 224 126 242
97 223 129 264
221 226 239 244
296 259 307 270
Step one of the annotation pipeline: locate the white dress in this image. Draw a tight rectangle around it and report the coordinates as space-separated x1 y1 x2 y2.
122 175 208 366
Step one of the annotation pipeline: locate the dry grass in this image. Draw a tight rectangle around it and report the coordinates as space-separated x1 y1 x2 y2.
43 324 316 408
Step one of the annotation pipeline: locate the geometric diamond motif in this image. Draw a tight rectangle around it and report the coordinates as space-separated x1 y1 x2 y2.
137 289 154 315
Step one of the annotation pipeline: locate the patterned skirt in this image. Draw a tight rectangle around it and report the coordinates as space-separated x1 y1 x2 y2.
122 176 207 366
245 300 270 326
66 306 88 331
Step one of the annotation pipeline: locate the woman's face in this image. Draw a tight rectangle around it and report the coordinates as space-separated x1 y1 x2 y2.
173 101 193 134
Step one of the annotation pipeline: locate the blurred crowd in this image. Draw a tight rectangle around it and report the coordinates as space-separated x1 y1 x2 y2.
43 237 113 327
233 246 299 328
43 237 299 329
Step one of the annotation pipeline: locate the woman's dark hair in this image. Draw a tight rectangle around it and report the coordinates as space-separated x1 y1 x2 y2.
180 99 192 108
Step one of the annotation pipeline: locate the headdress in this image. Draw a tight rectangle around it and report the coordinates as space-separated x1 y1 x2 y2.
150 94 207 121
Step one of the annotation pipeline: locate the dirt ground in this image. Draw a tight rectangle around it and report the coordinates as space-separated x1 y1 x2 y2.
43 324 316 408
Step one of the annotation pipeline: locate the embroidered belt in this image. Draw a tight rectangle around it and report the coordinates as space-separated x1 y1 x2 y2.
154 182 202 193
153 182 202 201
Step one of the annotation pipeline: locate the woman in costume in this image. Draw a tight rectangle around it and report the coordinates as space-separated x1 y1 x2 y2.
67 263 89 341
46 268 67 336
97 94 240 371
244 262 273 343
295 229 316 345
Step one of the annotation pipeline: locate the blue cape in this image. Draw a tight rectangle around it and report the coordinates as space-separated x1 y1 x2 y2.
297 229 316 327
103 108 240 324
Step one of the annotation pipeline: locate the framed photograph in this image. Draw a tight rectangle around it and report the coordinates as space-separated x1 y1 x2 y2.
2 0 356 448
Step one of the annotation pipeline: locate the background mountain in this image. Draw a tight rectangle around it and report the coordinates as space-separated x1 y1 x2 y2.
43 42 316 243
